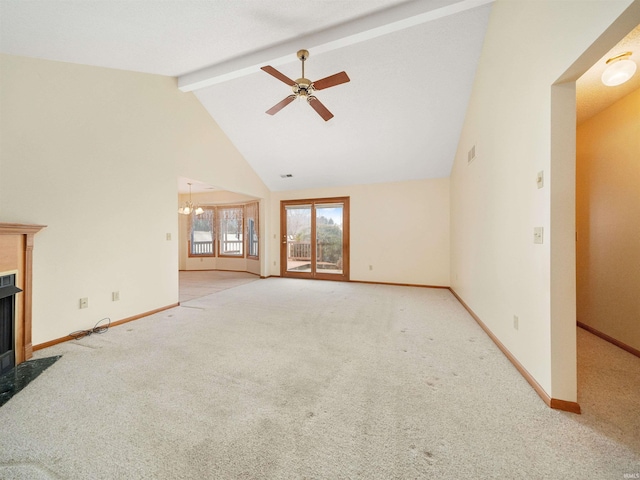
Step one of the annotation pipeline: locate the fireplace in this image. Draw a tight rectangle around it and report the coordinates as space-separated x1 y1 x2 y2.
0 223 46 369
0 274 22 375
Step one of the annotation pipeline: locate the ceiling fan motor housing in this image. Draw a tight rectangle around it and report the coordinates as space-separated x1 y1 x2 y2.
293 78 313 98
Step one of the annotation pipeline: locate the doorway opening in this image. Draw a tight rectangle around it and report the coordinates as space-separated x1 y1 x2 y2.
575 23 640 357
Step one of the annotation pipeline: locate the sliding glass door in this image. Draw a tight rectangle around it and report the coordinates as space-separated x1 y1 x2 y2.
281 197 349 281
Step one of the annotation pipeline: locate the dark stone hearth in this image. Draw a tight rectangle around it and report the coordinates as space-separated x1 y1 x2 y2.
0 355 61 407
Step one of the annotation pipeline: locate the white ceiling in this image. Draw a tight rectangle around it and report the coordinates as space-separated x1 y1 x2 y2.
0 1 637 193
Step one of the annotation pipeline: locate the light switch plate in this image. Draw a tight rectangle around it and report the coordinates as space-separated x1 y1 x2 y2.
537 171 544 189
533 227 544 244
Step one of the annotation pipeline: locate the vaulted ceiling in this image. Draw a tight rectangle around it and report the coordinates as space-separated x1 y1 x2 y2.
1 1 637 193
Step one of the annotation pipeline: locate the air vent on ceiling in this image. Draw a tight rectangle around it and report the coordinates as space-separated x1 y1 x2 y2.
280 174 293 178
468 145 476 164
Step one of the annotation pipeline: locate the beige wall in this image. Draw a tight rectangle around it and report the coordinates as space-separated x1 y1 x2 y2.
576 88 640 351
0 54 268 344
270 178 450 287
450 0 636 402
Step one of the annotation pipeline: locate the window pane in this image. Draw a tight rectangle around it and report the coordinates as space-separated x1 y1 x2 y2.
248 218 258 257
286 205 312 272
316 204 343 274
219 207 243 256
246 202 259 259
190 209 214 256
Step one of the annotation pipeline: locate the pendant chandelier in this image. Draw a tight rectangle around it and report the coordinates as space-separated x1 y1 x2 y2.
178 183 204 215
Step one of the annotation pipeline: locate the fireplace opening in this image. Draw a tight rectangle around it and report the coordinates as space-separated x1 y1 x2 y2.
0 274 22 376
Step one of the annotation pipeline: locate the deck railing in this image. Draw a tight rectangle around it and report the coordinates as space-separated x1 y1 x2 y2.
190 240 244 256
287 241 342 271
221 240 243 255
287 242 336 262
288 242 312 260
191 241 213 255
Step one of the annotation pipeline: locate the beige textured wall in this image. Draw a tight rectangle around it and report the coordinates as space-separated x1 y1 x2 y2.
270 178 450 287
450 0 636 402
0 54 268 344
576 88 640 351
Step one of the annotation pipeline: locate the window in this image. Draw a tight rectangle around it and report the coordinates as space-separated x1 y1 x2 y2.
186 202 259 259
218 206 243 257
189 208 214 256
246 202 259 259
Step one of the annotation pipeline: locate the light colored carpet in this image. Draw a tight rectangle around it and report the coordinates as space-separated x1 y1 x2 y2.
0 278 638 479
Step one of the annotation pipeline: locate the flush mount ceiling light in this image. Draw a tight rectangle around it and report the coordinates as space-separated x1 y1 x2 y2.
178 183 204 215
601 52 637 87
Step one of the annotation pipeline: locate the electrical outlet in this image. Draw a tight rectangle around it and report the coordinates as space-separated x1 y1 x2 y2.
166 233 172 241
79 297 88 309
369 265 373 271
112 291 120 301
513 315 519 330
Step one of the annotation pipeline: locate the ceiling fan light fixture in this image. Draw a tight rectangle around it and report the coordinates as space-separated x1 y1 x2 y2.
601 52 636 86
293 79 313 99
261 49 350 121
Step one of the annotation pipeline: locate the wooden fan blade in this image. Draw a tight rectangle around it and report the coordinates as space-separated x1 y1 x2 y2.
261 66 296 86
266 95 296 115
313 71 350 91
308 96 334 121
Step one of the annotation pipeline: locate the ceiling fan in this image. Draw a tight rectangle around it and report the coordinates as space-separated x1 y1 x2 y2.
261 49 350 121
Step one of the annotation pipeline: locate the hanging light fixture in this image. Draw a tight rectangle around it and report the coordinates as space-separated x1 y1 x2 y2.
601 52 637 87
178 183 204 215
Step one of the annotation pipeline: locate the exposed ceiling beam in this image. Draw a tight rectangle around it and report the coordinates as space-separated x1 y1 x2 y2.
178 0 493 92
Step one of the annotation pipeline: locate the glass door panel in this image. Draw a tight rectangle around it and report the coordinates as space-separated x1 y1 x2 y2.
315 204 343 276
285 204 312 273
